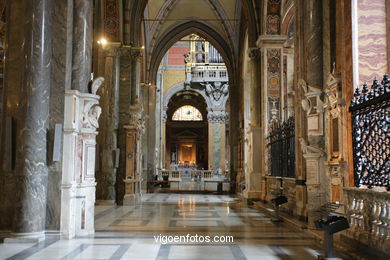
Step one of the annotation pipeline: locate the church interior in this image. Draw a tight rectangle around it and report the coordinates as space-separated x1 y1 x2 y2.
0 0 389 259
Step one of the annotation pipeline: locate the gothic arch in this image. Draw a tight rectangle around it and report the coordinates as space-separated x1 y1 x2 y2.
163 82 213 110
148 21 234 85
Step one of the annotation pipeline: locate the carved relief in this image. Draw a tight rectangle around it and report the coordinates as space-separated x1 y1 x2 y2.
82 77 104 131
299 138 325 156
299 78 324 135
129 104 145 133
202 82 229 107
324 71 343 160
83 103 102 130
90 77 104 95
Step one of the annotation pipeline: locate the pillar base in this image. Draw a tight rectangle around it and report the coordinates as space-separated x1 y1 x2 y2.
243 189 261 199
4 232 45 244
123 194 141 205
95 200 116 205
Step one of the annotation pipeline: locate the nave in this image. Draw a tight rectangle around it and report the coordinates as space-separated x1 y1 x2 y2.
1 194 352 260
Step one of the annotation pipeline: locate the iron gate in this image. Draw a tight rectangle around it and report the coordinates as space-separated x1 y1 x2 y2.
350 75 390 190
267 117 295 177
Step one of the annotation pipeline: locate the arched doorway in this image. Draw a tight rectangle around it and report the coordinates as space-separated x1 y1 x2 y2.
166 92 208 170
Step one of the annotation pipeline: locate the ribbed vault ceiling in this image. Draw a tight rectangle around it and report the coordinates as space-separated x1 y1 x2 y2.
144 0 241 61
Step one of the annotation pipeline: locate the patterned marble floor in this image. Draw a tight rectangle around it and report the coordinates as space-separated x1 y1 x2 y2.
1 194 345 260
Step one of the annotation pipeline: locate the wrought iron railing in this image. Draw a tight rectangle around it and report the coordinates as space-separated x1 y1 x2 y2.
350 75 390 190
267 117 295 177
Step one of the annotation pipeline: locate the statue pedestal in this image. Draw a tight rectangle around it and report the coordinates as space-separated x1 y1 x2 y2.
60 80 103 239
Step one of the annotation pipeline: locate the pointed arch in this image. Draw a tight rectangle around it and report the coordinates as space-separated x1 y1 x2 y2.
148 21 234 85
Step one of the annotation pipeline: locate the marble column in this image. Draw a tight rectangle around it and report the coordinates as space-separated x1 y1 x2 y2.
10 0 52 238
116 48 143 205
147 83 157 183
96 45 121 203
228 84 239 186
71 0 93 92
301 0 325 226
130 49 142 105
207 111 228 172
162 110 168 169
304 1 323 89
243 48 263 199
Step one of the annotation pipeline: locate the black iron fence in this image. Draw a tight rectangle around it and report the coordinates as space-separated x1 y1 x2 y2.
267 117 295 177
350 75 390 190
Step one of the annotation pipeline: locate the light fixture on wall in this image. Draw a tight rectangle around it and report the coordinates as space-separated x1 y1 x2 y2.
96 38 145 50
140 82 152 87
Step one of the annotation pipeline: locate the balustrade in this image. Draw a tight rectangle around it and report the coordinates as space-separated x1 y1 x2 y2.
159 169 224 182
190 65 228 82
344 188 390 252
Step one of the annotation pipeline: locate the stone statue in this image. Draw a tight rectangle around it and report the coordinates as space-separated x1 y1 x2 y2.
184 52 192 63
90 77 104 95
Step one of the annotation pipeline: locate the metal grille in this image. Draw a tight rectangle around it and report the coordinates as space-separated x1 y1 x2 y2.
267 117 295 177
350 75 390 190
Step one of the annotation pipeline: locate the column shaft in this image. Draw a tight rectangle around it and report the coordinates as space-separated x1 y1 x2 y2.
116 54 131 205
12 0 52 234
96 48 120 201
304 1 323 88
71 0 93 92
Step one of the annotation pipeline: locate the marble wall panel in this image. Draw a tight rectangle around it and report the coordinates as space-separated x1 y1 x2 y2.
357 0 388 85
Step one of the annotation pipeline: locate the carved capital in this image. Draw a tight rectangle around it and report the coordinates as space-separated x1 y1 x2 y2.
207 110 228 123
247 47 260 60
130 49 143 61
201 81 229 108
103 45 133 57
